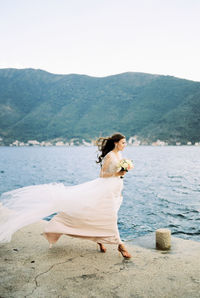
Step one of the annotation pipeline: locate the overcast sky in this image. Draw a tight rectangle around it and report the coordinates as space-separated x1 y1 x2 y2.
1 0 200 81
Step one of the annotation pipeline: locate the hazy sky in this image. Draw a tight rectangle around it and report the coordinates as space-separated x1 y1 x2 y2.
1 0 200 81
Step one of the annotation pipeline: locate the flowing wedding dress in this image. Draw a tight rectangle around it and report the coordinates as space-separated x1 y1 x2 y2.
0 150 124 245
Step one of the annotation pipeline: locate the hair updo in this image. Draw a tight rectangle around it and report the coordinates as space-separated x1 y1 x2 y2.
96 133 125 166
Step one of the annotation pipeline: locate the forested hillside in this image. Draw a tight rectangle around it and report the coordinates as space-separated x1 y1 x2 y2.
0 68 200 145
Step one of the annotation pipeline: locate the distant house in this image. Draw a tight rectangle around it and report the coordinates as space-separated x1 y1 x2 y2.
55 141 65 146
27 140 40 146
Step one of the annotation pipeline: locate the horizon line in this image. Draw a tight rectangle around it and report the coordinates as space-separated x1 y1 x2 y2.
0 67 199 83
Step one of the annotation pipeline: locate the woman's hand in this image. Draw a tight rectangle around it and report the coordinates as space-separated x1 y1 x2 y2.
115 170 127 177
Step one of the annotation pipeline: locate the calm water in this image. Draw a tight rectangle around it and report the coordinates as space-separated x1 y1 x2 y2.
0 146 200 241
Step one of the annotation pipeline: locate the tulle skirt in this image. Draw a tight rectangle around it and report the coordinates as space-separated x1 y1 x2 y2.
0 177 123 244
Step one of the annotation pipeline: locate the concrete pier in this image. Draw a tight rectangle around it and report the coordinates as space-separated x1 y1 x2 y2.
0 221 200 298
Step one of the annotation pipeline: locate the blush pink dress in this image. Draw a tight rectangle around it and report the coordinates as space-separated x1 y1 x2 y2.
0 151 124 245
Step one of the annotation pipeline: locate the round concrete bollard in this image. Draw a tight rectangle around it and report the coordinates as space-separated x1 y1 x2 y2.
156 228 171 250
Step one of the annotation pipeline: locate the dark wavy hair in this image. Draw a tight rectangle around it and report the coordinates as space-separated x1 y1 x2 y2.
96 133 125 166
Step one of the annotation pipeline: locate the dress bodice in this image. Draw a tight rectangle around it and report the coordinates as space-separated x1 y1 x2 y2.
101 151 122 175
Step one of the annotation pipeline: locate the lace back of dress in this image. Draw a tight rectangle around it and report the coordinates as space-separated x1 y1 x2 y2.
102 151 121 175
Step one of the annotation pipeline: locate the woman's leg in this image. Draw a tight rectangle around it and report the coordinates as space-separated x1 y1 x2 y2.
97 242 107 253
118 243 132 259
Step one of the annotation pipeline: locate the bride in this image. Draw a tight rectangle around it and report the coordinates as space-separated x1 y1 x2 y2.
0 133 132 259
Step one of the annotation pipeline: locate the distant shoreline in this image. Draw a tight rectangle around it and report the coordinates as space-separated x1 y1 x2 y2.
1 143 200 147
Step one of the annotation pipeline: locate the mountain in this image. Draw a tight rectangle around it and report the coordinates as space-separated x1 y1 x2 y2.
0 68 200 145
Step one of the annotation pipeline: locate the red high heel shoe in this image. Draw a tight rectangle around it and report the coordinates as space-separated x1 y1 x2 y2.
97 242 107 253
118 244 131 259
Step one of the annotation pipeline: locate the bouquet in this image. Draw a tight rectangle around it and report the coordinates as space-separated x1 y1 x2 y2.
117 159 134 179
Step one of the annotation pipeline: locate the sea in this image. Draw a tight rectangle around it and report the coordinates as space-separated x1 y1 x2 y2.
0 145 200 242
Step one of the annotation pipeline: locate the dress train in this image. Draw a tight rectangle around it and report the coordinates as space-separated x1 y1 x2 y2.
0 151 124 245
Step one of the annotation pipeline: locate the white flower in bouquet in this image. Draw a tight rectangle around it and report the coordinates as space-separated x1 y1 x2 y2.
117 159 134 178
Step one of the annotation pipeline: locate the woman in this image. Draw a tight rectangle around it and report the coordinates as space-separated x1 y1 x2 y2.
0 133 132 259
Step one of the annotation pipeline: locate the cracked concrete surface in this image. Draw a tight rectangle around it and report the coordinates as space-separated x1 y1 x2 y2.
0 221 200 298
